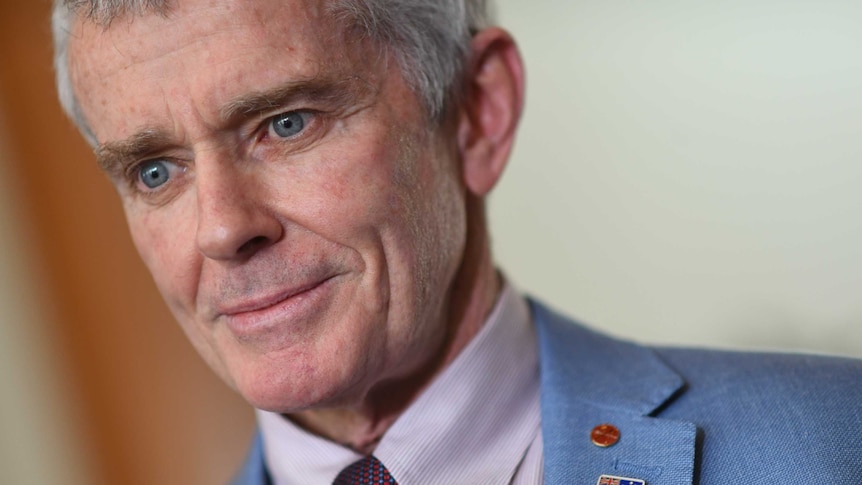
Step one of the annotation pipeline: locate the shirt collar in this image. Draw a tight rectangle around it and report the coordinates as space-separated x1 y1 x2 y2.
258 283 540 485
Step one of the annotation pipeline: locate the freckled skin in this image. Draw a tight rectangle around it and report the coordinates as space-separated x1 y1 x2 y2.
68 0 516 450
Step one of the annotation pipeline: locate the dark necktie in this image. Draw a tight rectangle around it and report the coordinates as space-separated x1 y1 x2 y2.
332 455 399 485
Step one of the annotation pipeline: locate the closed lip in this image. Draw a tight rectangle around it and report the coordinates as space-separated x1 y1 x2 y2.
215 273 339 318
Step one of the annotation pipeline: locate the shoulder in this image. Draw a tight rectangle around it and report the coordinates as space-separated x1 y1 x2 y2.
653 346 862 481
529 297 862 482
655 344 862 397
530 296 862 395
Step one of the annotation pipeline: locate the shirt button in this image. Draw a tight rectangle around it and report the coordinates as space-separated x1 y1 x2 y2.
590 423 621 447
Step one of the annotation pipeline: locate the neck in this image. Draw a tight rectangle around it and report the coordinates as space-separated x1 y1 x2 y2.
287 196 500 453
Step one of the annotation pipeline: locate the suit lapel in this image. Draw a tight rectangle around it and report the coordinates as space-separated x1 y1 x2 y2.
532 300 696 485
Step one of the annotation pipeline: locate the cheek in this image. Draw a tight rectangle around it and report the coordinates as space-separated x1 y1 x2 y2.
278 129 414 241
124 199 238 387
125 200 201 312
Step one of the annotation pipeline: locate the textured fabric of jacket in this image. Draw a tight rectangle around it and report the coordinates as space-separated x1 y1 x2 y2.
231 298 862 484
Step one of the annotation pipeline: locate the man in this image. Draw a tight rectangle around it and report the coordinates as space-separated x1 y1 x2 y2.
53 0 862 484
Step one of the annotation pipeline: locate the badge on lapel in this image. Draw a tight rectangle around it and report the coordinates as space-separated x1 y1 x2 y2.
597 475 646 485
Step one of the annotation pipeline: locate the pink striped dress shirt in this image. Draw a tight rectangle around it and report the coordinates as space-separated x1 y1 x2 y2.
257 284 544 485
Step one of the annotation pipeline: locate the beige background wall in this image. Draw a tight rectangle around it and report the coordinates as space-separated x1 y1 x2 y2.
492 0 862 357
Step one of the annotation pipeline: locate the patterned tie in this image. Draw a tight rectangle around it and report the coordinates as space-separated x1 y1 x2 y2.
332 455 399 485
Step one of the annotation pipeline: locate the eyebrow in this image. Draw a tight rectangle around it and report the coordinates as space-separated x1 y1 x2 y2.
96 128 175 179
219 76 369 124
95 75 371 177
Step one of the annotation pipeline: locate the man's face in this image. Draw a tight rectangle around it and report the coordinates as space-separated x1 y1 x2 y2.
68 0 469 412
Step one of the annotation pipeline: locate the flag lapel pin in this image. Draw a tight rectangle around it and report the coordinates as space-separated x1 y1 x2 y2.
596 474 646 485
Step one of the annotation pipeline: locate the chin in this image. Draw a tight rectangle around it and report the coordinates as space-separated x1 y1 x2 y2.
224 346 370 413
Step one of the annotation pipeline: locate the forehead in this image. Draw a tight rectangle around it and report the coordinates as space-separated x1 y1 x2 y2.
67 0 369 142
68 0 346 68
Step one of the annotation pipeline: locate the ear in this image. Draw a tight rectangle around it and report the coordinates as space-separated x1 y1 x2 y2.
457 27 526 196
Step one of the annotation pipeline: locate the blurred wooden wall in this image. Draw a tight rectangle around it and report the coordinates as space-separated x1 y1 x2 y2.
0 2 255 484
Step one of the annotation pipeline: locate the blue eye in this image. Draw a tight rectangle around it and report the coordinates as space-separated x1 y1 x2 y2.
270 111 306 138
139 160 171 189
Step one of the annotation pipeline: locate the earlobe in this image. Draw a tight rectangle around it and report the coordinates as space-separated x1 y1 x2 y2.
457 27 526 196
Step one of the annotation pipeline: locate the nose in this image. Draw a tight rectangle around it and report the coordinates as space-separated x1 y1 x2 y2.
195 160 283 261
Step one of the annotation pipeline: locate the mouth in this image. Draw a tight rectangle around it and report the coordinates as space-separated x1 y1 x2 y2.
216 274 341 339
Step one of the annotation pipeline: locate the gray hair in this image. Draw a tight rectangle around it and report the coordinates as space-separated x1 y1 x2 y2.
52 0 493 146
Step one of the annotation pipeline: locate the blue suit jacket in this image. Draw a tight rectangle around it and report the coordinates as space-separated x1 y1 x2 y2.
232 299 862 484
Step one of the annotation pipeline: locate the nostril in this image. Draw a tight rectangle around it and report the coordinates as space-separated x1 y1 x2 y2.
195 181 284 260
237 235 270 255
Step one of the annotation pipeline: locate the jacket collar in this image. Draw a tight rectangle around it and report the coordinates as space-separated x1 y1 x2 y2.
532 299 696 485
231 432 270 485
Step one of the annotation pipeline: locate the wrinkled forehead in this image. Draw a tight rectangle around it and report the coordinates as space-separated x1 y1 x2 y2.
63 0 341 31
66 0 382 143
67 0 338 61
